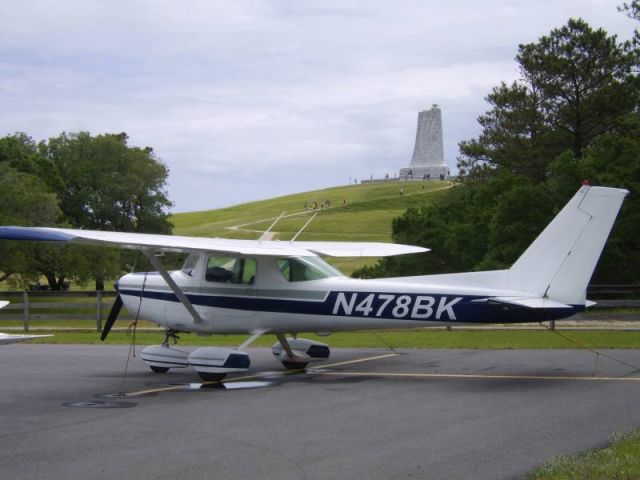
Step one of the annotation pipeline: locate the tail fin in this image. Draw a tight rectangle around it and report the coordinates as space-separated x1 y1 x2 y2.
508 186 628 305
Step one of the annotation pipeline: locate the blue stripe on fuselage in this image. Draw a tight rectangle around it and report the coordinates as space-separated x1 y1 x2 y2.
118 288 582 323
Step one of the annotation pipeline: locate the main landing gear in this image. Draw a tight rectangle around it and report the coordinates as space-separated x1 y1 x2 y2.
141 328 251 382
140 329 331 381
271 334 330 370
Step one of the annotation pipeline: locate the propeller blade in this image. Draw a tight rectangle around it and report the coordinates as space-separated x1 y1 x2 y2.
101 295 123 341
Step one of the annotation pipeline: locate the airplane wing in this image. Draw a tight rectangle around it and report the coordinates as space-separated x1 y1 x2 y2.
0 302 53 345
0 226 428 257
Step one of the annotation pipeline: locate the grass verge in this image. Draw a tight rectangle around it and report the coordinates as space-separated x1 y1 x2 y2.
24 328 640 349
529 428 640 480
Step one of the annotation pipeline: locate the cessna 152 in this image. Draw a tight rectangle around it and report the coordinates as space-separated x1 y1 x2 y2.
0 185 628 380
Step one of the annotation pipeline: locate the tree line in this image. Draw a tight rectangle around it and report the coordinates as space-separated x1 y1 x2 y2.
0 132 172 290
356 4 640 284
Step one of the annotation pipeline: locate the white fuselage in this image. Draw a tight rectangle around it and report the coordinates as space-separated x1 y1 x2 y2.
116 253 563 335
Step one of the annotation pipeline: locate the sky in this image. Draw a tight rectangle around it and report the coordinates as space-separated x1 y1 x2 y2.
1 1 637 212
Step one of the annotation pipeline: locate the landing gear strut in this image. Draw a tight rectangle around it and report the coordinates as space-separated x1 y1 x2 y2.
272 334 330 370
162 328 180 346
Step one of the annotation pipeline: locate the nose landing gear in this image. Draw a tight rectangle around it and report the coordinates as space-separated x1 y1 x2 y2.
141 329 251 382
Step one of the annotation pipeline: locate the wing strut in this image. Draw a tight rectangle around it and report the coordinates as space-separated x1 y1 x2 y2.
259 211 286 241
238 329 268 350
142 249 204 324
290 212 318 242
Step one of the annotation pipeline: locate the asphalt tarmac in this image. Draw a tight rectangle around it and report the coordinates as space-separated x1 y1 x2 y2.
1 344 640 479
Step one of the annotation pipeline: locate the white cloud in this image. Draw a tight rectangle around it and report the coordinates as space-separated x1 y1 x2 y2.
0 0 636 211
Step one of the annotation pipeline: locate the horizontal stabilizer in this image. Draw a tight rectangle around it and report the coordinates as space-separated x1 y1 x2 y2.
488 297 573 310
0 333 53 345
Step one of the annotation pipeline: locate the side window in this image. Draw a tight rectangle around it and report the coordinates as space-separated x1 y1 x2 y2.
277 257 332 282
277 259 292 281
241 258 256 285
205 256 256 285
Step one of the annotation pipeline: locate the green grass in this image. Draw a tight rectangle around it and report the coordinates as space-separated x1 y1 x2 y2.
20 328 640 349
170 180 449 275
172 180 448 236
530 428 640 479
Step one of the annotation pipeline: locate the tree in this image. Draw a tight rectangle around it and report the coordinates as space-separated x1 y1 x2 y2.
475 184 556 270
44 132 172 232
41 132 173 289
365 15 640 283
355 183 495 278
517 18 637 159
459 18 638 182
0 133 62 191
0 163 61 286
619 1 640 48
458 82 553 183
0 131 173 289
575 115 640 283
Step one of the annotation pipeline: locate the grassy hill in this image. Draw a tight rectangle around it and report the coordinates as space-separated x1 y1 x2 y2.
171 180 451 274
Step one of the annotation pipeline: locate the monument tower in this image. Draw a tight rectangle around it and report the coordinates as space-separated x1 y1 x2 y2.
400 104 448 179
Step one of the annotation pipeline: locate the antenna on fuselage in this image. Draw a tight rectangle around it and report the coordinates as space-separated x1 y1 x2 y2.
259 211 286 241
290 212 318 242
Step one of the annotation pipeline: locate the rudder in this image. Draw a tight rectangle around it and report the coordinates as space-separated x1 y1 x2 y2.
507 186 628 305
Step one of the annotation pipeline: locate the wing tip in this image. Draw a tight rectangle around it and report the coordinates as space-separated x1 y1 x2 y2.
0 226 76 242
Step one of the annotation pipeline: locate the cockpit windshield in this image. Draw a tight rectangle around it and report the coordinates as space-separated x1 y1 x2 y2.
181 253 200 276
276 256 344 282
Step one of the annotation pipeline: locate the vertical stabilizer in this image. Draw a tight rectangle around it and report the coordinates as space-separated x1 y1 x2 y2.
507 186 628 305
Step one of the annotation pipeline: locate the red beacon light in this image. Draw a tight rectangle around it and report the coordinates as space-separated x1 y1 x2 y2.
582 179 591 186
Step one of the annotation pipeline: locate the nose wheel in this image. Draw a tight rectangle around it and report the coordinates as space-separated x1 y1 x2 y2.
141 329 190 374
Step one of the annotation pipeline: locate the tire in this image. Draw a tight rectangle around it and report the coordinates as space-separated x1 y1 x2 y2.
150 366 169 373
282 361 308 371
198 372 227 382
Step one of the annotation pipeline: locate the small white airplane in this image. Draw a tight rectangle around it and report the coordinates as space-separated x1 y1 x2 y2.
0 301 53 345
0 185 628 380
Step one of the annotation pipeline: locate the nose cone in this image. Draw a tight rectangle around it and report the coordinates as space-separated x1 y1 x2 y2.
117 271 161 292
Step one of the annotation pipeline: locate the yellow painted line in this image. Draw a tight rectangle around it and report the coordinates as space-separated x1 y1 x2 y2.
222 372 284 383
310 371 640 382
121 384 192 397
121 365 640 397
316 352 399 369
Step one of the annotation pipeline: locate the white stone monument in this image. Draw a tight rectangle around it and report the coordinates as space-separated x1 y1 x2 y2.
400 105 448 180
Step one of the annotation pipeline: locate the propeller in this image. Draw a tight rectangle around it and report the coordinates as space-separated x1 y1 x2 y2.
101 295 123 341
